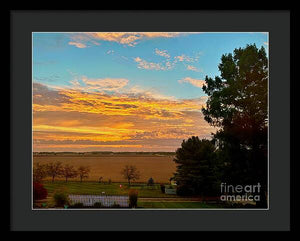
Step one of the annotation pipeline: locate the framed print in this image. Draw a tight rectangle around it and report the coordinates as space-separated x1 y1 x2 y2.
10 10 291 231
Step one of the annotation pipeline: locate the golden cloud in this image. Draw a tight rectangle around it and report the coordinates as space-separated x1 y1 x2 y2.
33 82 214 152
178 77 206 88
67 32 194 47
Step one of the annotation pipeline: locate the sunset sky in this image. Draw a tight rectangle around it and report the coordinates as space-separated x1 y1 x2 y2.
33 32 268 152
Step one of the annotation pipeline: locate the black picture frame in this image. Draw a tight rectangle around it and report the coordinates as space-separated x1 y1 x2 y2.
10 10 290 231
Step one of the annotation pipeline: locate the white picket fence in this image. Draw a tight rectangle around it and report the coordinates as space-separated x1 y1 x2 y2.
69 194 129 207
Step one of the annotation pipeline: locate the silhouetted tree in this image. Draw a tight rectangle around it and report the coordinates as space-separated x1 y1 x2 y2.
173 137 221 196
46 161 63 182
61 164 78 182
77 166 90 182
121 165 140 185
202 44 268 207
33 162 47 183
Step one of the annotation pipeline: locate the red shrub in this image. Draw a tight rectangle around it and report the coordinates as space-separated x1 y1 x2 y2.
33 182 48 200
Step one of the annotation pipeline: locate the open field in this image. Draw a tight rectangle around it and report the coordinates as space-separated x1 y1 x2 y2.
34 153 176 183
43 181 171 198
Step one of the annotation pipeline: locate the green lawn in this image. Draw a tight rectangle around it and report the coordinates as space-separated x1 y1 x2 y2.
137 201 222 209
43 181 172 198
39 181 223 209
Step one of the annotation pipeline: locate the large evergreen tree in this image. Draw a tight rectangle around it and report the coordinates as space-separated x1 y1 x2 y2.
173 137 221 196
202 44 268 207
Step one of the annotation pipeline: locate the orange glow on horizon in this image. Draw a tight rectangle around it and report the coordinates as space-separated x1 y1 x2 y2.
33 83 215 152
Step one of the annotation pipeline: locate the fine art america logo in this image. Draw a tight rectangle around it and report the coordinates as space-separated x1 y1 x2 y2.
220 183 261 202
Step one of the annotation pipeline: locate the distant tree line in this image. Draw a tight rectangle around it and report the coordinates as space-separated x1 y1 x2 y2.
33 161 90 183
173 44 268 208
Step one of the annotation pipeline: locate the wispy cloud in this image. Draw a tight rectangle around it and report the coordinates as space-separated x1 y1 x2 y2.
81 77 129 92
68 41 87 48
34 75 60 83
134 57 174 71
178 77 206 88
67 32 192 47
186 65 201 72
52 75 130 93
174 54 200 63
134 50 202 71
106 50 115 54
155 49 171 58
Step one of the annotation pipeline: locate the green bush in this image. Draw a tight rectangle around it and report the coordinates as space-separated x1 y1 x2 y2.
93 202 102 208
53 189 69 207
129 189 138 208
